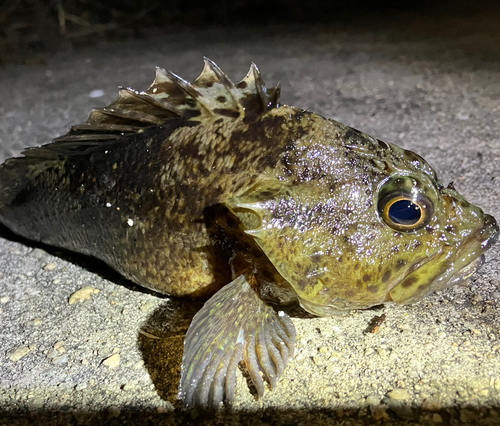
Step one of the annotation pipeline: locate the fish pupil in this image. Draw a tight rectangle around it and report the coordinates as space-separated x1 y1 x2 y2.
388 199 421 225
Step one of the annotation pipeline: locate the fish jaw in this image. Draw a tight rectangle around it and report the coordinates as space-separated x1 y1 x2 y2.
298 212 499 315
388 213 499 304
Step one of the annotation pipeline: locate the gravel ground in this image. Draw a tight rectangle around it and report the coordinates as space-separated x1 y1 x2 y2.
0 6 499 426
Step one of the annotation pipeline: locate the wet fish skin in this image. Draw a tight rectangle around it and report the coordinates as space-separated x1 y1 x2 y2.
0 59 497 408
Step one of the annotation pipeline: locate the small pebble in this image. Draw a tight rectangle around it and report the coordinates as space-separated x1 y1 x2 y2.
52 354 68 365
46 349 58 359
81 359 89 365
75 383 88 391
107 406 121 418
102 353 120 369
432 413 443 423
53 340 65 350
312 355 324 366
44 262 58 271
140 301 155 312
0 296 10 304
33 318 42 326
376 348 388 357
387 388 409 401
122 383 136 391
68 287 100 304
132 360 144 370
7 346 30 362
366 394 381 405
28 248 51 260
89 89 105 98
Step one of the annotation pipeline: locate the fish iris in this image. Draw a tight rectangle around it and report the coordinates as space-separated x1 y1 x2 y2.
388 198 421 226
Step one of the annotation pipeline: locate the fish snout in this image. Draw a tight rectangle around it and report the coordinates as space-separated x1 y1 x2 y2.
480 214 499 250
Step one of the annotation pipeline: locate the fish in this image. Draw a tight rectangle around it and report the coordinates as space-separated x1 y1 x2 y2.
0 58 498 408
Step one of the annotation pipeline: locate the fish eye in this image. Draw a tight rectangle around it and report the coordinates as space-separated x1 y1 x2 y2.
377 177 434 232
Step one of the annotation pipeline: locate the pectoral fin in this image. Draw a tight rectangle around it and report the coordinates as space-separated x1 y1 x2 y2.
178 275 296 408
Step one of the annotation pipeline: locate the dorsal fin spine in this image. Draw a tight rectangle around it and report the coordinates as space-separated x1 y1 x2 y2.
201 57 243 115
43 59 281 145
250 62 270 111
163 70 213 117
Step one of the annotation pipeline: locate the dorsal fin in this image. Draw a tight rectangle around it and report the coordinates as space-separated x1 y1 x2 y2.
55 58 280 144
0 59 280 208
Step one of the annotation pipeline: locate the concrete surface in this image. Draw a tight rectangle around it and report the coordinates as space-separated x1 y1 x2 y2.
0 6 499 426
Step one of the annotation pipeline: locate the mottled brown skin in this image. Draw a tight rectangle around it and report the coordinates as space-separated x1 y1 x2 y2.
0 108 304 298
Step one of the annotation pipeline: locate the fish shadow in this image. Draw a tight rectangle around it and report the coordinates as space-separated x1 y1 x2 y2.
137 299 204 407
0 223 162 297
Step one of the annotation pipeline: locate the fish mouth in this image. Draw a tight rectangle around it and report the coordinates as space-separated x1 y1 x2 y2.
389 214 499 304
442 213 498 287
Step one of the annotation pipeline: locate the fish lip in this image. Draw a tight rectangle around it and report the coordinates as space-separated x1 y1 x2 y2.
456 214 499 264
410 213 498 291
446 254 485 287
444 213 499 285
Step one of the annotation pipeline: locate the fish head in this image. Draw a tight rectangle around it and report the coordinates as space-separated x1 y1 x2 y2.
228 112 498 316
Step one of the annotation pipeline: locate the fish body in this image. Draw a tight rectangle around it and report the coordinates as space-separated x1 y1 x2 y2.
0 59 498 407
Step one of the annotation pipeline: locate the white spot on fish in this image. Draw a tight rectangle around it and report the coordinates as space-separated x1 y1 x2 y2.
127 219 134 226
106 202 112 208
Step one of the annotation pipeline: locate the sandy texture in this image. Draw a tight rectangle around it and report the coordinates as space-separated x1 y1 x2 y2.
0 6 499 426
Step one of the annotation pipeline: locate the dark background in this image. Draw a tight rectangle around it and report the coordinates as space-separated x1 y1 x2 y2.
1 0 497 65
